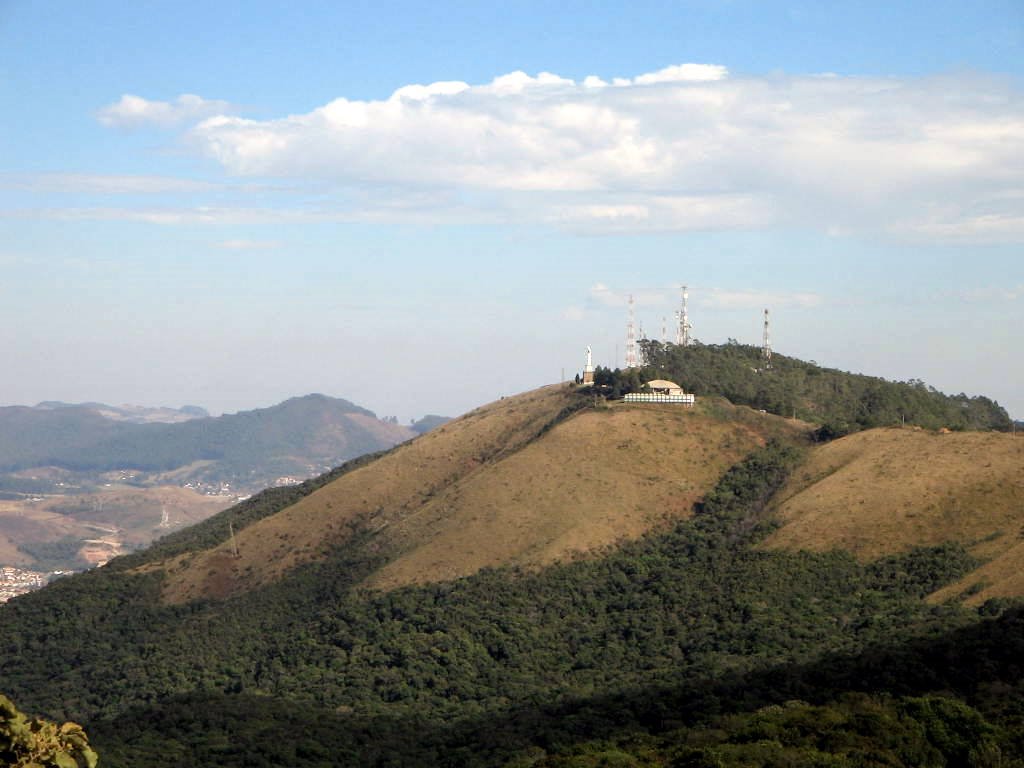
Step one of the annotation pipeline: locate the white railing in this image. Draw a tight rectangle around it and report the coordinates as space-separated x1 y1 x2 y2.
622 393 696 405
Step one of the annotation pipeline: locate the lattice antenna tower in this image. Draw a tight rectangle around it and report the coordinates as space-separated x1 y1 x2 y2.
625 294 638 368
675 285 692 346
661 316 668 343
762 308 773 370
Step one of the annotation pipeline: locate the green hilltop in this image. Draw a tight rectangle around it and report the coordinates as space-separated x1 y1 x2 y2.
594 339 1011 434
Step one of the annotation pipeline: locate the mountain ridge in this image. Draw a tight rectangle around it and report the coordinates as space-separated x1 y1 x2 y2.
1 350 1022 767
0 392 412 484
0 393 417 578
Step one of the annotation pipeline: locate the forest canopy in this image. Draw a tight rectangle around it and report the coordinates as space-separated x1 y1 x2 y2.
587 340 1011 434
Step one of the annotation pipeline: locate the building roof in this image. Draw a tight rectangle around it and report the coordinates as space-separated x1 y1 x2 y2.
645 379 683 390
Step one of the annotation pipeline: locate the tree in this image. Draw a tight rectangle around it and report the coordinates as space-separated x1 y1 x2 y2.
0 694 97 768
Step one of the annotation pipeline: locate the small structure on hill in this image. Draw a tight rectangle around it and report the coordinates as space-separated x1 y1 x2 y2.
582 346 595 385
624 379 696 406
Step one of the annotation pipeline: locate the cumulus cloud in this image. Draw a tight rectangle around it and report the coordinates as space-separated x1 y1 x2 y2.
101 65 1024 241
631 63 728 84
98 93 233 128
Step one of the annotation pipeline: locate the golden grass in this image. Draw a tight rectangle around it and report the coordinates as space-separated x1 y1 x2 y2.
159 387 801 604
366 402 765 590
761 428 1024 602
159 384 576 603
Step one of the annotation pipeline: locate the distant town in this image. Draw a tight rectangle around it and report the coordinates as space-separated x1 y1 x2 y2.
0 565 60 603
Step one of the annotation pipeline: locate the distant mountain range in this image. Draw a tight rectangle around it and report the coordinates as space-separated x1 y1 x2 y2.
0 394 435 576
32 401 209 424
0 394 418 492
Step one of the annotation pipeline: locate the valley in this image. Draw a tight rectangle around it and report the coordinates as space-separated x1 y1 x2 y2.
0 394 422 585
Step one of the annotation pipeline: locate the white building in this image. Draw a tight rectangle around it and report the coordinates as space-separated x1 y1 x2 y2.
623 379 696 406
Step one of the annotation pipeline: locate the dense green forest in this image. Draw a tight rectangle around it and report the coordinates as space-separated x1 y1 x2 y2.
590 341 1011 434
2 437 1020 766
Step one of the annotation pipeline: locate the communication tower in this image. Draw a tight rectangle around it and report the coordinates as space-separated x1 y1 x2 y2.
625 294 638 368
675 285 692 346
661 316 668 343
762 308 773 370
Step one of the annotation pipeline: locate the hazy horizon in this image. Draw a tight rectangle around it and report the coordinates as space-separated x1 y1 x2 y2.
2 1 1021 422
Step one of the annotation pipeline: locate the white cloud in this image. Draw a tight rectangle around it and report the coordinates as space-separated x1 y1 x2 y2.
97 93 233 128
632 63 728 84
588 282 669 309
216 239 281 250
1 173 220 194
702 289 825 310
99 65 1024 242
0 206 340 225
589 283 617 306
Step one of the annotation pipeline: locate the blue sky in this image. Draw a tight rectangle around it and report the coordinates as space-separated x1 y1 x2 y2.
1 0 1022 420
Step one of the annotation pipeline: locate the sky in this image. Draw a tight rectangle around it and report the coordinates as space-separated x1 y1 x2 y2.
1 0 1022 421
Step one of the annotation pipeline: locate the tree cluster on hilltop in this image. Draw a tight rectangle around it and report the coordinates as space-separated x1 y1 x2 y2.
588 340 1010 435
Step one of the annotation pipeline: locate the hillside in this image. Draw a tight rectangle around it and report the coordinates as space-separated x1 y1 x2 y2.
154 385 799 603
0 394 415 577
0 366 1022 767
410 414 451 434
761 428 1024 605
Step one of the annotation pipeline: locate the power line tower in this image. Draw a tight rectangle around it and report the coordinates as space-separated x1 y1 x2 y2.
675 285 692 346
762 308 773 370
625 294 638 368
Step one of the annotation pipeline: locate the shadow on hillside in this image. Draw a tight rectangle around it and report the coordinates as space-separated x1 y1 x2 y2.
91 605 1024 767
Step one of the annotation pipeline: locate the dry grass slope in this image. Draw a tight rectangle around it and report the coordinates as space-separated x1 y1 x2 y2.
158 385 575 602
158 387 802 603
761 428 1024 605
367 402 766 590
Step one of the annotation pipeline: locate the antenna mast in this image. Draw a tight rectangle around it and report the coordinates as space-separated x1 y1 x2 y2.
625 294 638 368
675 285 691 346
762 308 773 370
661 316 667 343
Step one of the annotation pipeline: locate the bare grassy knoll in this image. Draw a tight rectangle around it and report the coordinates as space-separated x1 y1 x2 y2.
367 401 768 589
158 385 576 602
159 387 802 603
761 428 1024 605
